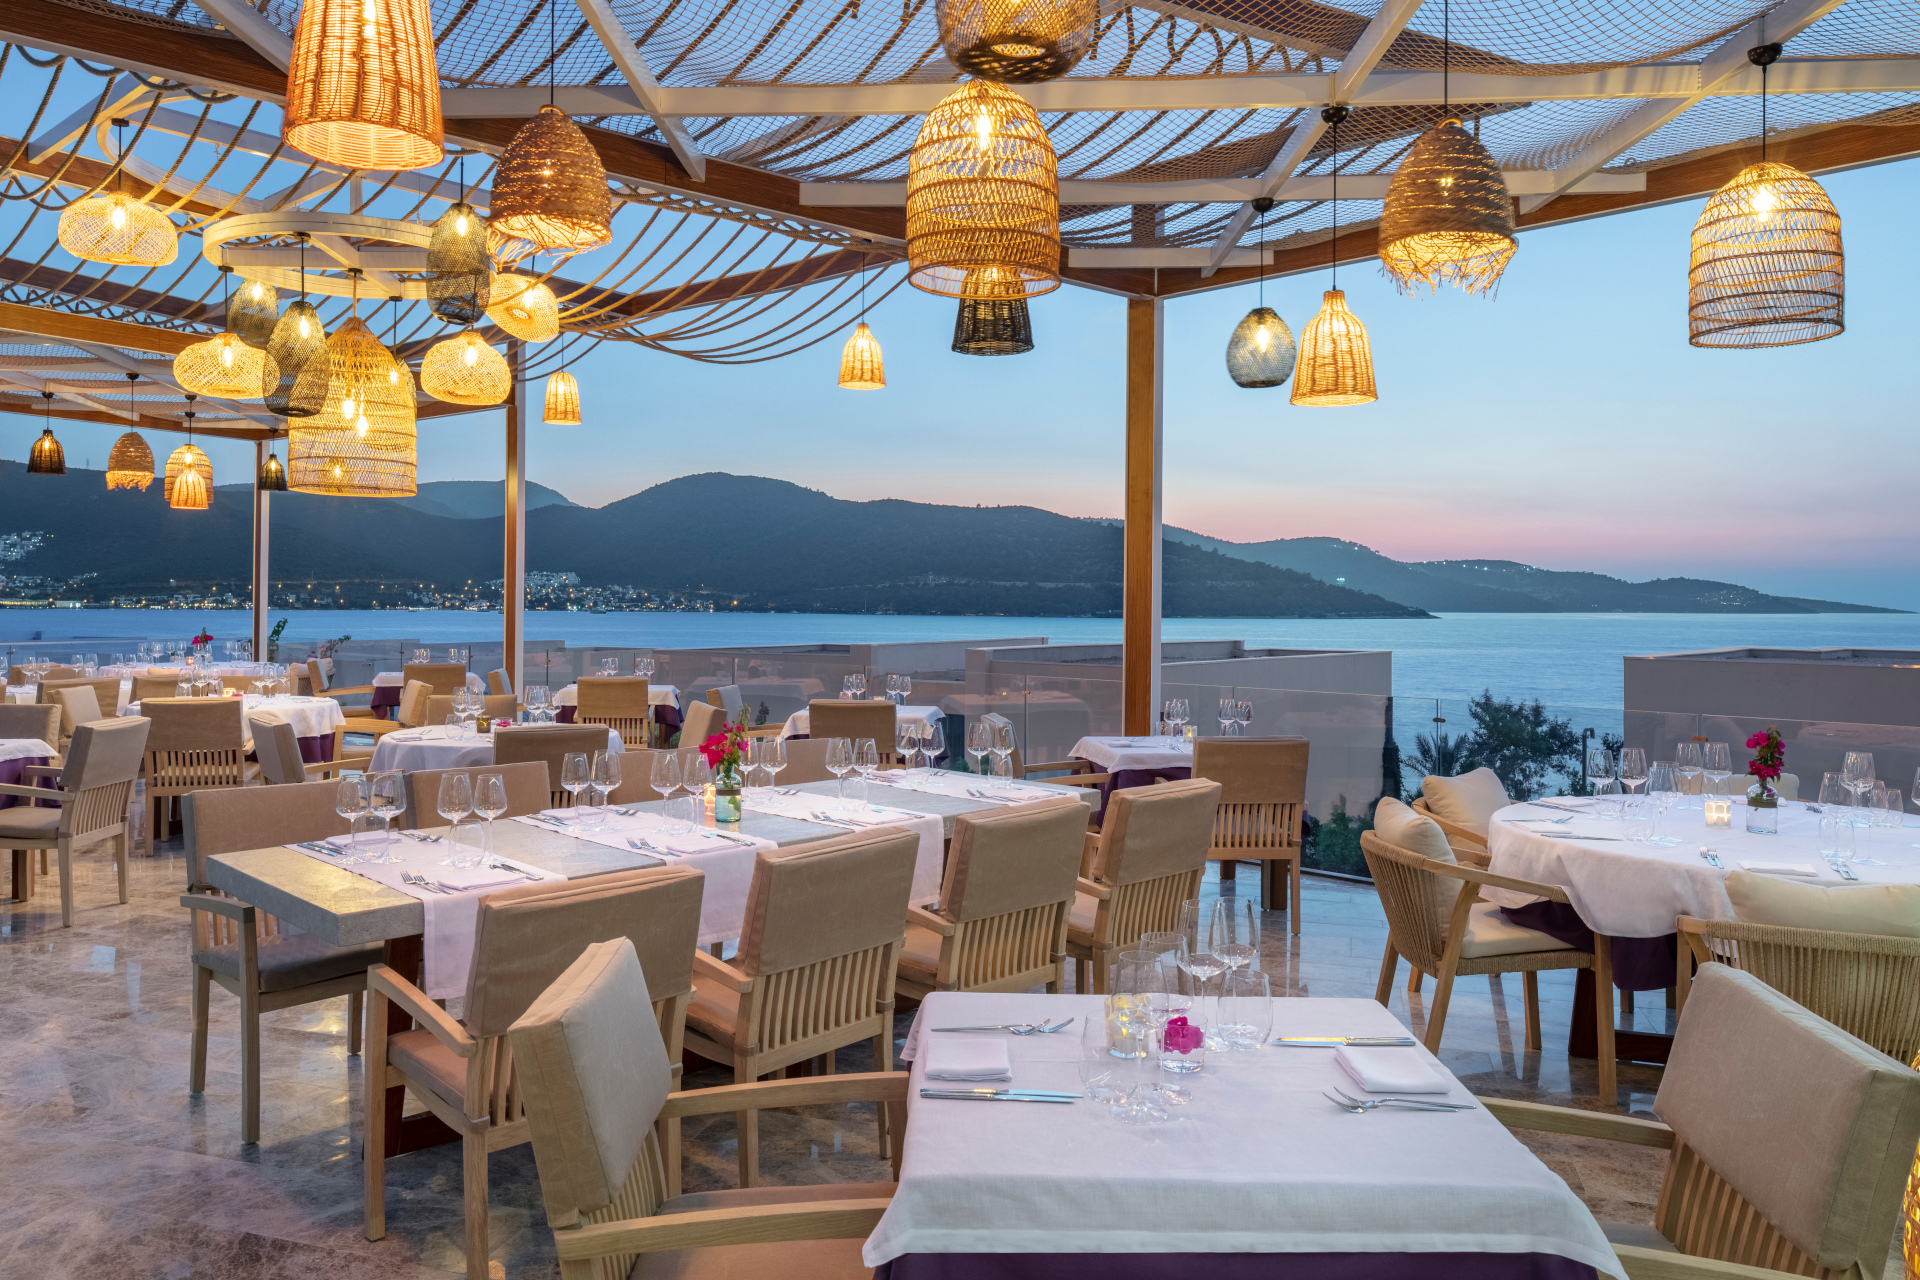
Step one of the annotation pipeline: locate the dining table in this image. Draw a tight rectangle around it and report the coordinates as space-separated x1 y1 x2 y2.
203 774 1097 1160
127 694 348 763
368 670 487 715
867 990 1621 1280
1068 734 1194 800
366 723 629 774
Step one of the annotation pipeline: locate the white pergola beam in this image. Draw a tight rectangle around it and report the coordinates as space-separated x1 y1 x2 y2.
1519 0 1855 214
802 169 1645 206
28 76 185 163
571 0 706 181
188 0 293 69
0 366 152 421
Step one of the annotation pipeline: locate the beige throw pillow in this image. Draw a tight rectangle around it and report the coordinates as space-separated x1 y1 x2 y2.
1374 797 1463 933
1726 871 1920 939
1421 767 1512 837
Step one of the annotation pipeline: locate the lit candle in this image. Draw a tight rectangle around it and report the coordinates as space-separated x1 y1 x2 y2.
1704 796 1733 828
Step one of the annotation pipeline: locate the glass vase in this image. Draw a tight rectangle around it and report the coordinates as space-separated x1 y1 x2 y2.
714 765 743 823
1746 782 1778 834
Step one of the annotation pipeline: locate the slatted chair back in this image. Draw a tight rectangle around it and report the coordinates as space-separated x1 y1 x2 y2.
425 693 518 726
1358 830 1455 976
143 699 249 812
403 762 551 829
403 662 469 697
577 678 651 744
0 702 59 745
492 725 611 807
58 716 148 843
925 798 1085 993
1678 915 1920 1063
807 699 899 761
1192 736 1308 918
1651 964 1920 1279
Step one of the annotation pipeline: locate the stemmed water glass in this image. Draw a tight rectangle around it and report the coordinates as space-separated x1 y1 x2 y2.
1843 753 1876 838
1647 763 1680 845
1618 747 1648 796
473 773 509 855
989 722 1015 782
1236 700 1253 734
853 737 879 785
589 750 621 829
367 771 405 863
761 737 786 792
825 737 853 805
849 673 868 699
1818 773 1855 869
1857 782 1897 865
1585 747 1614 813
1218 699 1237 736
638 656 656 679
921 720 945 773
335 778 368 862
966 721 990 775
1675 742 1703 806
1702 742 1732 800
896 724 921 773
683 753 714 825
561 752 592 814
884 674 901 703
437 774 474 863
651 752 683 830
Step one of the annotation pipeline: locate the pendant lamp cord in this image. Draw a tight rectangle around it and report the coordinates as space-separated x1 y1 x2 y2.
858 253 868 321
1442 0 1449 114
1748 38 1781 163
549 0 557 108
127 370 136 428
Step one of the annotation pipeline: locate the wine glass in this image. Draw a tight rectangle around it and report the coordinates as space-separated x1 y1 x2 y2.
921 720 945 773
650 751 683 829
1219 698 1237 736
1618 747 1648 796
1702 742 1732 800
989 722 1015 782
589 749 621 830
367 770 406 862
560 752 592 813
1843 752 1876 814
1647 762 1680 845
682 753 713 827
1585 746 1614 808
436 773 474 862
898 675 911 702
896 723 921 772
1236 700 1253 734
1209 897 1260 973
335 778 368 861
1675 742 1703 806
850 673 868 698
473 772 509 855
825 737 854 805
885 674 901 702
966 721 990 775
853 737 879 781
761 737 786 792
639 656 655 679
840 675 856 699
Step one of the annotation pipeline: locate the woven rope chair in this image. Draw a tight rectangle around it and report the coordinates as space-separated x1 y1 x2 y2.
1360 829 1617 1103
1066 778 1220 995
1677 915 1920 1062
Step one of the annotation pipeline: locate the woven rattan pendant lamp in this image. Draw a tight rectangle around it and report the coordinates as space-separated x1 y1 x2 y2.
177 275 280 398
227 269 278 348
258 427 289 492
427 188 490 324
27 391 65 475
543 371 581 424
951 265 1033 355
488 273 560 342
421 331 511 405
1292 107 1378 408
1378 0 1516 295
489 4 611 255
1689 43 1843 348
936 0 1099 83
265 235 329 417
106 373 154 490
57 118 177 267
906 80 1061 299
289 432 417 497
283 0 442 170
1225 197 1295 386
838 256 886 388
164 399 212 510
291 281 416 451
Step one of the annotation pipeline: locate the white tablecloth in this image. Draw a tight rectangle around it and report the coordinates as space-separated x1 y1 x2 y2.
368 724 626 775
1069 735 1194 771
1483 799 1920 938
127 695 346 748
867 991 1619 1276
0 738 55 764
371 672 405 688
781 703 944 740
551 682 679 709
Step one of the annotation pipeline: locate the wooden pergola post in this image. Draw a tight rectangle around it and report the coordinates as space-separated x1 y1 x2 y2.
502 341 527 693
251 439 270 660
1123 297 1163 736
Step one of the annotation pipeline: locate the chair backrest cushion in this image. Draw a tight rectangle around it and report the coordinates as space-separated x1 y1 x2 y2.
806 699 895 747
42 676 121 723
737 827 918 975
777 736 834 784
397 679 434 727
1372 797 1460 932
403 662 469 696
491 725 612 788
712 684 743 713
0 702 59 745
1095 778 1221 887
679 699 727 745
942 797 1087 922
1725 871 1920 939
507 938 672 1227
465 865 705 1038
487 668 513 696
577 677 648 720
184 777 349 882
404 761 551 829
1191 737 1308 807
61 716 150 792
143 697 246 752
1656 964 1920 1270
48 684 104 738
1420 767 1511 837
250 713 307 785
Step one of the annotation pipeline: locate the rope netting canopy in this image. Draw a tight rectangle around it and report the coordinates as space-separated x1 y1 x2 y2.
0 0 1911 396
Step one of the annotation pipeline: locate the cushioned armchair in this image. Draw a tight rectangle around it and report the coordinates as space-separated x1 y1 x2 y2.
1190 737 1308 923
142 697 251 840
1066 778 1221 995
578 677 653 746
0 716 147 926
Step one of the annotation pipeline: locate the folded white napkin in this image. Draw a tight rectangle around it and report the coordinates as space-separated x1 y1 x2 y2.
924 1038 1013 1083
838 809 912 827
1739 861 1823 877
435 866 527 893
319 831 398 851
1334 1046 1448 1094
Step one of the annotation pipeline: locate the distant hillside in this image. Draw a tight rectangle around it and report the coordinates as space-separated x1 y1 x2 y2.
211 477 579 521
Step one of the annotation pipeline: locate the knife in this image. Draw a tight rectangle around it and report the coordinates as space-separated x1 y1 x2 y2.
1273 1036 1417 1047
919 1089 1079 1103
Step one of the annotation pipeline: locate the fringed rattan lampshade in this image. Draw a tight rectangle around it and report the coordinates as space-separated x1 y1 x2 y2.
164 441 212 509
906 81 1060 299
420 332 511 405
543 371 580 424
228 277 278 348
282 0 442 171
290 317 415 451
175 333 280 399
1378 118 1517 296
1290 290 1377 407
1225 307 1296 387
265 300 328 417
952 267 1034 355
936 0 1099 83
490 106 613 256
57 192 178 267
289 431 416 498
427 202 490 324
487 275 560 342
838 323 885 389
1688 160 1843 348
258 437 289 492
106 431 154 490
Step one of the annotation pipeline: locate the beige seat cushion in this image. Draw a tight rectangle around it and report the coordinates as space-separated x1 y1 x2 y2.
1726 871 1920 939
636 1184 899 1280
0 806 63 842
896 922 945 987
194 934 382 994
1459 902 1575 959
1421 768 1511 838
388 1027 469 1111
686 971 742 1048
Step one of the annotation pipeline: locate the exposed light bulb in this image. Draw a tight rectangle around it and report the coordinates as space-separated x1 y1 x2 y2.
249 281 264 301
361 0 376 41
220 342 234 367
454 214 468 235
341 395 356 417
974 112 994 151
355 413 369 438
298 316 311 338
110 203 127 230
1753 183 1777 222
463 340 478 367
1254 327 1270 352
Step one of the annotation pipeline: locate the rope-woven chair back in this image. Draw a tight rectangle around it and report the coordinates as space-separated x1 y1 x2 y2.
1359 831 1456 974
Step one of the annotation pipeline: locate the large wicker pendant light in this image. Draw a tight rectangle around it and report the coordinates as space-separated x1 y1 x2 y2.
420 331 511 405
227 269 278 349
176 333 280 399
906 80 1060 299
265 235 329 417
1292 106 1378 408
26 391 65 475
543 371 581 424
951 265 1033 355
426 192 490 325
164 399 212 509
291 293 415 452
1377 1 1516 295
1689 44 1843 348
489 6 611 254
936 0 1099 83
258 427 289 492
487 273 561 342
57 118 177 267
838 256 886 389
289 432 416 497
105 373 154 490
282 0 442 171
1225 197 1295 386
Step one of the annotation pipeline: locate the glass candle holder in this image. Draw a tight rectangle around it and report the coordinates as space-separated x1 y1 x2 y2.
1704 796 1734 828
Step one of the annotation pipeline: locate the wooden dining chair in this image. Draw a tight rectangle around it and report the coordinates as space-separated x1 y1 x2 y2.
1483 964 1920 1280
364 866 706 1280
806 699 899 761
492 725 612 807
45 684 105 753
1066 778 1220 995
335 678 426 744
1360 801 1617 1103
251 713 371 785
509 937 903 1280
577 677 651 745
1189 737 1308 924
685 828 919 1187
403 661 470 696
425 693 518 725
401 761 551 828
141 697 251 841
898 797 1087 999
0 701 60 745
41 675 123 729
179 779 379 1143
133 673 187 702
0 716 147 926
706 683 743 713
305 658 375 704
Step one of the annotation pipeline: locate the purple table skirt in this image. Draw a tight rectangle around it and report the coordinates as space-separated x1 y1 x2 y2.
370 685 402 709
1079 762 1192 805
876 1253 1597 1280
297 733 336 764
1501 900 1677 992
0 756 55 808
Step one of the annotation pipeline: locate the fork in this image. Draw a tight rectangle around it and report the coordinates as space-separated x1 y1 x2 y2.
932 1019 1057 1035
1324 1089 1467 1113
628 837 681 858
402 872 448 894
1698 846 1723 868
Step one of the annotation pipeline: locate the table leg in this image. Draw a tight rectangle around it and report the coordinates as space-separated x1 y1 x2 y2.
1569 968 1673 1067
377 934 462 1157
